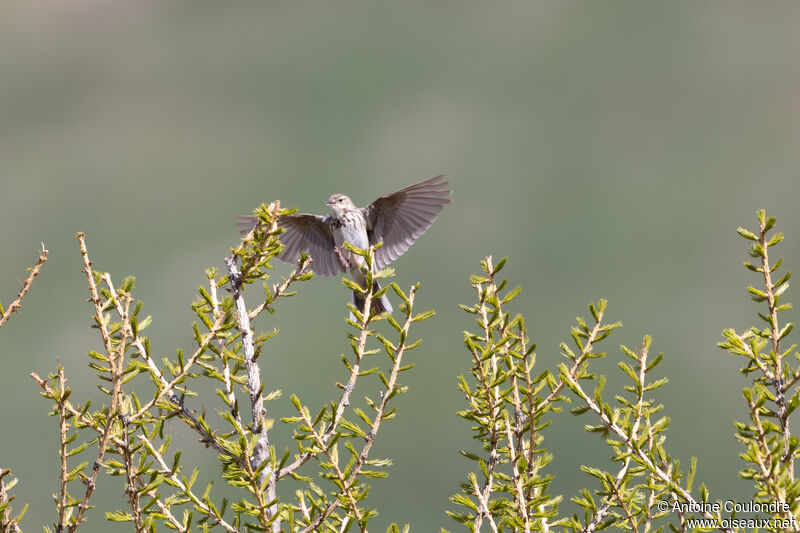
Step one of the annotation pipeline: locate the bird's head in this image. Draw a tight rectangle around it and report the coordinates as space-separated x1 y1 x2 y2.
326 194 355 216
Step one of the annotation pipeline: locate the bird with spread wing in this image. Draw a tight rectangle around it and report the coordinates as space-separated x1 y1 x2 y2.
237 175 451 315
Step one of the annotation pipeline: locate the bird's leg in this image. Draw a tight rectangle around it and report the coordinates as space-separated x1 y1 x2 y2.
334 246 350 269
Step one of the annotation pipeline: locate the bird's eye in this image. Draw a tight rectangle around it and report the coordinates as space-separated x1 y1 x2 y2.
338 198 343 202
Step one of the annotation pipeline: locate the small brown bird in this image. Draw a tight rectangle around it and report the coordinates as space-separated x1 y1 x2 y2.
238 175 451 315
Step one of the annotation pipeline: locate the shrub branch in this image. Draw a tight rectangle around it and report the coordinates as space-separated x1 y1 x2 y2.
0 243 48 329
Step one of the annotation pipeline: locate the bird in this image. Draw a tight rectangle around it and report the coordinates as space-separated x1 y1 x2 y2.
237 175 451 316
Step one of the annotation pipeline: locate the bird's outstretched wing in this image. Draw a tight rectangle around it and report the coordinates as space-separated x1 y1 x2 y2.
236 214 344 276
363 174 451 269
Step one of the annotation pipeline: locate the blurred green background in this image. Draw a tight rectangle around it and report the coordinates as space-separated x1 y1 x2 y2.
2 1 800 530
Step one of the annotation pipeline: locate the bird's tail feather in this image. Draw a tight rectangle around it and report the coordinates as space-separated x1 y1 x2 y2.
352 280 392 317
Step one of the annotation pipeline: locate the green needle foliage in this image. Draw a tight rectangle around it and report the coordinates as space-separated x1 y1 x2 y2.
448 256 568 531
447 210 800 533
719 209 800 525
4 209 800 533
1 244 47 533
20 201 425 533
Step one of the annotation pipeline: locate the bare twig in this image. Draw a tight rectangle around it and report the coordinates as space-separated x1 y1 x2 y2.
0 243 48 329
